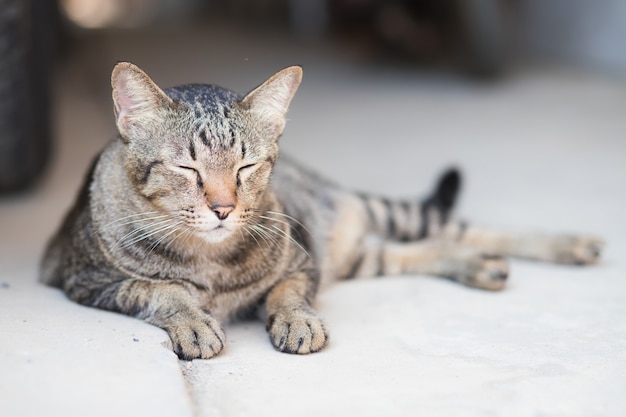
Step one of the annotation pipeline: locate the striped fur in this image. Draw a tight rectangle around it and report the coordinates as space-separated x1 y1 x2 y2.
41 63 604 360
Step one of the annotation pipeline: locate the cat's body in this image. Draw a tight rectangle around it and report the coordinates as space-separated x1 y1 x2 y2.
41 63 603 360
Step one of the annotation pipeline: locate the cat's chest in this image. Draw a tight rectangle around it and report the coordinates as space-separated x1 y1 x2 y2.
186 250 282 295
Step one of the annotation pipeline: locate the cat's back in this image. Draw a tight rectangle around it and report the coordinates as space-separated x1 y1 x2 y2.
40 154 100 287
270 154 345 243
272 154 338 202
40 138 131 285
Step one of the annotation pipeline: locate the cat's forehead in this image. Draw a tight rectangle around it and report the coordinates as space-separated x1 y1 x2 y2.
165 84 240 118
163 84 248 162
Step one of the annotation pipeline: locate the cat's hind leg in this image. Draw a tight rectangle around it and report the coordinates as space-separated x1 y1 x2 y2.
442 222 604 265
341 237 510 291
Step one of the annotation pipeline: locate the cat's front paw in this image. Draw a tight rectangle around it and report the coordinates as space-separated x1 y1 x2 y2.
266 309 329 354
551 236 604 265
165 312 225 360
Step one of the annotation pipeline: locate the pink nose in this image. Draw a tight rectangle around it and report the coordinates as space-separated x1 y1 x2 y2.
211 205 234 220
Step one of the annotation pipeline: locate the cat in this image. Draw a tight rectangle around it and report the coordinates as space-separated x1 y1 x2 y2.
41 63 604 360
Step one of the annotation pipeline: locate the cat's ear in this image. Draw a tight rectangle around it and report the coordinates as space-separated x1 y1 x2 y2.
111 62 173 141
241 66 303 136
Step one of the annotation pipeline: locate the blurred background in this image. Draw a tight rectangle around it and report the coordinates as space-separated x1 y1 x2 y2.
0 0 625 255
1 0 626 193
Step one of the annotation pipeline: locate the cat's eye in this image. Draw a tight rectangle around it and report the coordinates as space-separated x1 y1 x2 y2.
238 164 256 172
177 165 197 172
177 165 203 188
236 164 256 187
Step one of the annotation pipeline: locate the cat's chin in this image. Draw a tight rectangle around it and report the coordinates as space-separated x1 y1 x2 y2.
197 226 235 244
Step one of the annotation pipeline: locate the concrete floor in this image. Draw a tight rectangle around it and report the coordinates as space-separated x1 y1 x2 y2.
1 24 626 417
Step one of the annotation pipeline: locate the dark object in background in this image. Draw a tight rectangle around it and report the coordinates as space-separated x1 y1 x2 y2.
0 0 56 193
456 0 507 77
329 0 509 77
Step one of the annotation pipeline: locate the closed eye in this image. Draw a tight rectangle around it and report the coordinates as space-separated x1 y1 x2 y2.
236 164 257 187
177 165 203 188
238 164 256 172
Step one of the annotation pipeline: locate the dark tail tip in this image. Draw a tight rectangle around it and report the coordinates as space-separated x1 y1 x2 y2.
433 168 462 211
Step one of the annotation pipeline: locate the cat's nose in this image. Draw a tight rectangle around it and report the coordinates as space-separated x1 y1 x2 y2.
211 205 234 220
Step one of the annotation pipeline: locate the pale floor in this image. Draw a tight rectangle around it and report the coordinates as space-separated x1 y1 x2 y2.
1 25 626 417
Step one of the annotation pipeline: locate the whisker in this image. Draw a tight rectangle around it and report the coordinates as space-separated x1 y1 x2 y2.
242 225 264 252
182 227 197 246
147 225 183 255
160 227 185 252
255 224 282 248
111 218 176 250
263 210 312 235
168 226 195 251
257 215 293 228
122 221 183 248
102 214 171 232
255 223 310 259
256 214 312 244
250 224 280 248
98 211 176 230
269 224 311 258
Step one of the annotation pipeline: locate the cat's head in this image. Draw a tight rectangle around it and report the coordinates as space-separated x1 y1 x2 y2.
110 62 302 244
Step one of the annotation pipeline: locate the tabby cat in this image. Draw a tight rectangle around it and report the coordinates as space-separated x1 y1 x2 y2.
41 63 603 360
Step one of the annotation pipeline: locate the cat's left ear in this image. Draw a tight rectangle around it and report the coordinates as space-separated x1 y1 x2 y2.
111 62 173 141
241 66 303 136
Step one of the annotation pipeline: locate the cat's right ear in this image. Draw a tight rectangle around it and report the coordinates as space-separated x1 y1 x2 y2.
111 62 172 141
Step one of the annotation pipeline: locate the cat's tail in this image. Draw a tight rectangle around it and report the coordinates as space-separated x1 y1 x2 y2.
358 167 461 241
424 167 462 224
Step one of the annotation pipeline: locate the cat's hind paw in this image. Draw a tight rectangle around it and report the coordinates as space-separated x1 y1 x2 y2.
455 252 509 291
472 253 509 291
552 236 604 266
266 309 329 354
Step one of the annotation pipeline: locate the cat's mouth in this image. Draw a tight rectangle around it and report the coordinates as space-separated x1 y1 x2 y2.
197 223 234 244
184 212 239 244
